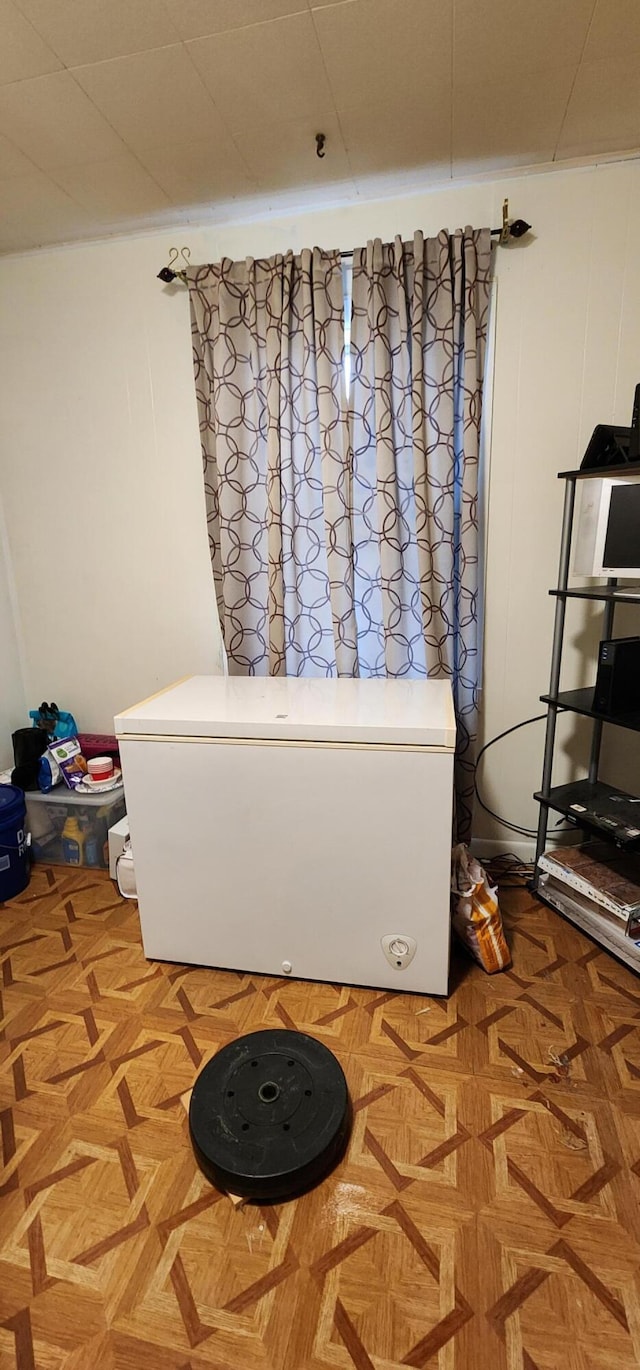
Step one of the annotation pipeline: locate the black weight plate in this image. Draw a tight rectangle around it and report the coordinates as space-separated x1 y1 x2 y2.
189 1029 351 1201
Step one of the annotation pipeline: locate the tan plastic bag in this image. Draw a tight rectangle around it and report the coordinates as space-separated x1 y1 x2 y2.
451 844 511 973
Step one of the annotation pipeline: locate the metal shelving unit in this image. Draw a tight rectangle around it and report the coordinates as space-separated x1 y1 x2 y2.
533 465 640 973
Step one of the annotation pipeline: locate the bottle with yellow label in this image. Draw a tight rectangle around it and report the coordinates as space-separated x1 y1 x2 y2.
61 816 85 865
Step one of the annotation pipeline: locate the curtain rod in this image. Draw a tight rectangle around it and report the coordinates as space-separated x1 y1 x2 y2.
157 200 531 284
337 201 532 259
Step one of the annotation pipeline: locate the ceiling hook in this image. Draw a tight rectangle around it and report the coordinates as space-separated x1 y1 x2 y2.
315 132 326 159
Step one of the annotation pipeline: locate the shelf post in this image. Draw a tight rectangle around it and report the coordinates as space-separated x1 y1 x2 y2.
587 579 617 784
533 477 576 884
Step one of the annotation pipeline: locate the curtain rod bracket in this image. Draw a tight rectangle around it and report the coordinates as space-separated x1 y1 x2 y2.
490 198 532 244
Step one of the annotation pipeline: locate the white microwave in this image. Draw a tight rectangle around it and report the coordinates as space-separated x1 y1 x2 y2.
573 475 640 578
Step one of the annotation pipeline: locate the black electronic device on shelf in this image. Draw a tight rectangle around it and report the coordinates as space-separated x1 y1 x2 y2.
594 636 640 715
581 382 640 469
631 383 640 462
534 779 640 848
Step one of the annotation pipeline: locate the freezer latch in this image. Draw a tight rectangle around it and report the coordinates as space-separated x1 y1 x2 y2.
381 935 417 970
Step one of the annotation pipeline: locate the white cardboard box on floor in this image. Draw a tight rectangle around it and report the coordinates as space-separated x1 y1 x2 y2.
115 675 456 994
108 814 129 879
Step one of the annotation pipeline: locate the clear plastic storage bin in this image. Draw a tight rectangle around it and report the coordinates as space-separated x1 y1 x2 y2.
25 785 126 868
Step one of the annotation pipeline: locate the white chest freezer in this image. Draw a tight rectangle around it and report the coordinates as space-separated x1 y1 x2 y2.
115 676 456 994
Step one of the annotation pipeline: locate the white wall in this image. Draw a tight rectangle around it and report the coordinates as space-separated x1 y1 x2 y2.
0 229 226 734
0 490 26 768
1 159 639 842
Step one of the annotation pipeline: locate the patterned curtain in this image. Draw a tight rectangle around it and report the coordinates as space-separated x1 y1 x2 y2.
187 250 350 676
187 229 492 841
348 229 492 841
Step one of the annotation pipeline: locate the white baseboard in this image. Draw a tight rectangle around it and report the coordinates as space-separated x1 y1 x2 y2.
470 833 575 862
470 837 535 861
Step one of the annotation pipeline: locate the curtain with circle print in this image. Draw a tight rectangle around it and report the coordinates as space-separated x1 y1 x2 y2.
348 229 493 842
188 250 355 677
187 229 493 842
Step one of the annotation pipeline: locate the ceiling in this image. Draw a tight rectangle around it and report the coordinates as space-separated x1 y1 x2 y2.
1 0 639 254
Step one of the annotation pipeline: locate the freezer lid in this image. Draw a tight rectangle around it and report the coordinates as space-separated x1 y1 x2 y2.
115 676 456 748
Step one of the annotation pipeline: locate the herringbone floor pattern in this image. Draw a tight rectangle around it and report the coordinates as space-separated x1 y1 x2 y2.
1 866 640 1369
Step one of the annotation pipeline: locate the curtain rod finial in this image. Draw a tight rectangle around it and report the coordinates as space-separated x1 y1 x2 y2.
509 218 531 239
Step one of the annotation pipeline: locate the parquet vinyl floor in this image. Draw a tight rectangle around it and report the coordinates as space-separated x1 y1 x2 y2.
1 865 640 1369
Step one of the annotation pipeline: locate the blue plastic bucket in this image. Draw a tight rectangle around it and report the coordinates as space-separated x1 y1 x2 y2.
0 784 30 902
